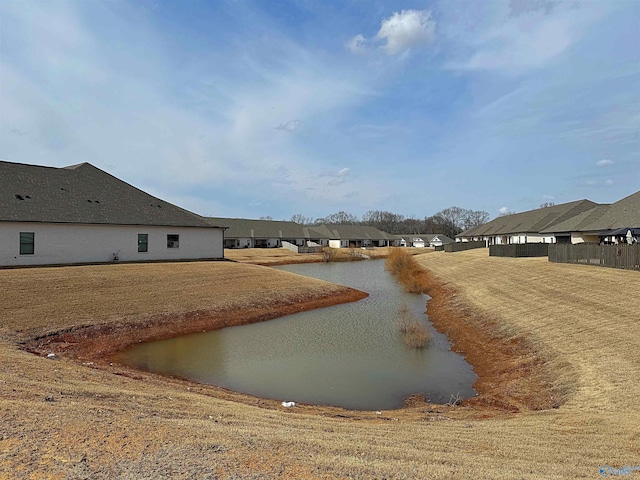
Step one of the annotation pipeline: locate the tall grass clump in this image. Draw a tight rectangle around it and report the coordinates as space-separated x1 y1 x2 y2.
385 248 426 293
321 247 367 262
397 305 430 348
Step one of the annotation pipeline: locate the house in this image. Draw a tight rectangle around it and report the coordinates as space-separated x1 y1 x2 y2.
307 224 399 248
540 191 640 244
397 234 425 248
0 161 225 266
423 234 455 248
206 217 309 249
456 200 599 245
208 218 399 249
396 233 455 248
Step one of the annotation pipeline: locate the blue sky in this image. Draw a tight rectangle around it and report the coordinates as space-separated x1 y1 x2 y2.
1 0 638 220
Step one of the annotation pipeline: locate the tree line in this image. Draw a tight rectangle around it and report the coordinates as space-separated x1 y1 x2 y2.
287 207 490 239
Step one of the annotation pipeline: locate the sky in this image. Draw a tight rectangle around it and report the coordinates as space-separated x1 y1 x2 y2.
1 0 639 221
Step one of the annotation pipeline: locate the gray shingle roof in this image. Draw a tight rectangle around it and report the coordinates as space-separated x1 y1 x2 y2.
207 218 396 242
458 199 599 237
206 217 309 239
1 161 217 228
308 224 396 241
540 191 640 233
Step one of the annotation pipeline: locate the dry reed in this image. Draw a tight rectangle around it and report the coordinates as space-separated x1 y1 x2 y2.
385 248 427 293
397 305 430 348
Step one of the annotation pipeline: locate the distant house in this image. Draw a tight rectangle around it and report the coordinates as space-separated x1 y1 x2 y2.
397 234 425 248
456 200 599 245
307 224 399 248
540 191 640 244
1 161 225 267
396 233 454 248
206 217 308 249
423 234 455 247
208 218 399 249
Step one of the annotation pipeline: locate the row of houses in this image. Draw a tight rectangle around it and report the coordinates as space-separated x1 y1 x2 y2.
456 192 640 245
205 218 399 249
1 161 452 267
206 218 455 250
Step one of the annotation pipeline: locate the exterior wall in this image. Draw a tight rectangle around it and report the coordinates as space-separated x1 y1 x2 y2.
282 238 305 247
329 239 342 249
527 234 556 244
1 222 223 267
571 232 599 244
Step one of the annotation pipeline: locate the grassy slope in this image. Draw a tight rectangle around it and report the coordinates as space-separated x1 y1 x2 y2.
1 251 639 479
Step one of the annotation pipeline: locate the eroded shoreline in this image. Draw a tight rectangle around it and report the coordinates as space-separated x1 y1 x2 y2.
23 257 560 418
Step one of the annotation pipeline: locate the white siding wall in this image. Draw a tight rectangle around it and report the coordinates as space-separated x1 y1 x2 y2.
0 222 224 267
571 233 599 244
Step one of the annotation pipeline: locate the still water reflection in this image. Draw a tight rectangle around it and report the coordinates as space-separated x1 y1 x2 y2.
116 259 476 410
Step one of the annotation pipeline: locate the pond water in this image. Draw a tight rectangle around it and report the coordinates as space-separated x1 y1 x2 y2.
116 260 476 410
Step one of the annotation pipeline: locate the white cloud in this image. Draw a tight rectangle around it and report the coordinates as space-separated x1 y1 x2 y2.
346 34 367 54
275 120 302 132
604 179 614 186
376 10 436 55
596 158 614 167
498 206 510 214
447 1 608 72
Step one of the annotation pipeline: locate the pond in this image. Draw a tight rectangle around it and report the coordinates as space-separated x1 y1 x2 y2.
115 259 476 410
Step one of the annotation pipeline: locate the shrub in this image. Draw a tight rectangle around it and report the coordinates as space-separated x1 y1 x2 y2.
385 248 426 293
397 305 430 349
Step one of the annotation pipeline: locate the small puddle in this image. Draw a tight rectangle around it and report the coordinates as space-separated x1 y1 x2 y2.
116 259 476 410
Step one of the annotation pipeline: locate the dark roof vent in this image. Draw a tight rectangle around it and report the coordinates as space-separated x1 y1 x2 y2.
60 187 66 191
15 194 24 200
25 195 31 199
87 199 92 203
95 200 100 204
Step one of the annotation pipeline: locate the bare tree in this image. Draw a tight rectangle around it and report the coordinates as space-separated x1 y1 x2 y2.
362 210 406 233
290 213 313 225
462 210 490 230
318 211 358 225
259 216 273 221
539 202 555 208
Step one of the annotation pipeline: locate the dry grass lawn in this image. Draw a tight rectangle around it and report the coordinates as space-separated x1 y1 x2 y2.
1 250 639 479
225 246 430 265
224 248 324 265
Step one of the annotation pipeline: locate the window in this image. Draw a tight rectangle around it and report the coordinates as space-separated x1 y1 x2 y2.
138 234 148 253
20 232 35 255
167 234 179 248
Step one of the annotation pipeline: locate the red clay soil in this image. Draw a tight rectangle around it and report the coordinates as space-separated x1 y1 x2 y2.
412 268 562 413
25 265 560 419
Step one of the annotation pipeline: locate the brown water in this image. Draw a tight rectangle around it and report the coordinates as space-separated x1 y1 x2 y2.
116 260 476 410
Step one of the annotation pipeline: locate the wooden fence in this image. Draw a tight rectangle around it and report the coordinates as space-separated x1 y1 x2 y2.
549 244 640 271
444 241 486 252
489 243 550 258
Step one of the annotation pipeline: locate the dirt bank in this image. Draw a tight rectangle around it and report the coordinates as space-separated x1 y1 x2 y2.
24 250 552 418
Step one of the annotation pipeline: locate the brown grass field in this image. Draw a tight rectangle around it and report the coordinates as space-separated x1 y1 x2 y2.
1 249 639 478
225 246 429 265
